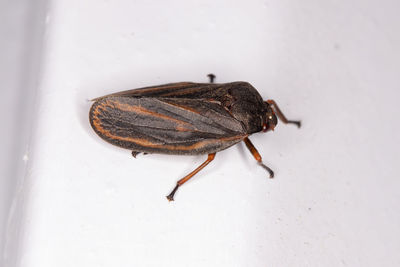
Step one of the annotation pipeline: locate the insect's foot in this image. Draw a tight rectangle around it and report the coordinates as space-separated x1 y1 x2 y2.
166 195 175 201
166 184 179 202
258 162 274 178
289 120 301 128
131 151 140 158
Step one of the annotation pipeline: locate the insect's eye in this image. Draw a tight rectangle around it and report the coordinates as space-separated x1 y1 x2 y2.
270 114 278 127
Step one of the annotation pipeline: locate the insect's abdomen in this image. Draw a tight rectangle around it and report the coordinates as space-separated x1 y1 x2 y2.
89 96 247 155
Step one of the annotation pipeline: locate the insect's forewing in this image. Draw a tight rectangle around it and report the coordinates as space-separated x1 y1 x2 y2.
90 95 248 155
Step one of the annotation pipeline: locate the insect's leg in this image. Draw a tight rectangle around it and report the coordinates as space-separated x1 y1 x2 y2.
243 137 274 178
131 151 148 158
266 99 301 128
131 151 141 158
207 73 216 83
166 153 216 201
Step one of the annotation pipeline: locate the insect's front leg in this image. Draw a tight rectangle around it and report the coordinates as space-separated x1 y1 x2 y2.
243 137 274 178
267 99 301 128
166 153 216 201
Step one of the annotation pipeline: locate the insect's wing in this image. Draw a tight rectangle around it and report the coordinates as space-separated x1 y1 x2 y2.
90 96 248 155
92 82 222 100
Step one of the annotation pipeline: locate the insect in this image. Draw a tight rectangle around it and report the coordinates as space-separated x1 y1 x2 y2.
89 74 301 201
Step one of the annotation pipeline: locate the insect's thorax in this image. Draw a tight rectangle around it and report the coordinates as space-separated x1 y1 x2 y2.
218 82 266 134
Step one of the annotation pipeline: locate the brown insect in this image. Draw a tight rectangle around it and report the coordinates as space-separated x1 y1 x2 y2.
89 74 301 200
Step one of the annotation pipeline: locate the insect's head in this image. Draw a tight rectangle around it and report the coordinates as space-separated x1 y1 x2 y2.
263 101 278 132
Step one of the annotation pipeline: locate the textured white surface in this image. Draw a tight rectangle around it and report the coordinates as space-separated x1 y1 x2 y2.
3 0 400 266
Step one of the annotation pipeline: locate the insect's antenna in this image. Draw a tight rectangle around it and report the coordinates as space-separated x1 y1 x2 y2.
207 73 216 83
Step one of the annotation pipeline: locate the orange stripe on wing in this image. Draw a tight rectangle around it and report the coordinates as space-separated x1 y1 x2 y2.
91 102 246 151
99 99 195 132
161 100 202 115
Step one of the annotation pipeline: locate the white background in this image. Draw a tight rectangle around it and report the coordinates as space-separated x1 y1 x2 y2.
1 0 400 266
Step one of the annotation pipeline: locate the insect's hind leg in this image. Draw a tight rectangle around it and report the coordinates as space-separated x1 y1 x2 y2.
243 137 274 178
266 99 301 128
166 153 216 201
